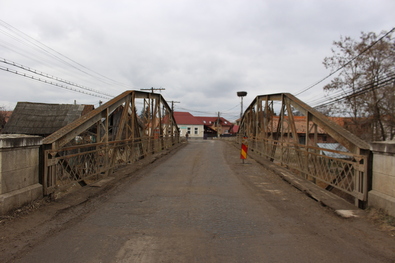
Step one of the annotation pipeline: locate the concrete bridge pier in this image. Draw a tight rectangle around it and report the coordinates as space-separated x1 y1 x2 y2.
0 135 43 215
369 141 395 217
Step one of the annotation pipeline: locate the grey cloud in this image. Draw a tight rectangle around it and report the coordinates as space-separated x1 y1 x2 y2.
0 0 394 119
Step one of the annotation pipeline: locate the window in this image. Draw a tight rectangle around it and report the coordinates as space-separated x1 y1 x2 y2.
194 127 198 135
187 127 191 134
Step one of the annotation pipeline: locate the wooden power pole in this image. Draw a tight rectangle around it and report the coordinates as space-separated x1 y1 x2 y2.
140 87 166 93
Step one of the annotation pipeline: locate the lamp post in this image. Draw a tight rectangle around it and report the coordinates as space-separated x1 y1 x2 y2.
237 91 247 119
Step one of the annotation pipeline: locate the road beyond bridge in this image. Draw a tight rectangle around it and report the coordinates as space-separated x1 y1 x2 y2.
1 140 395 262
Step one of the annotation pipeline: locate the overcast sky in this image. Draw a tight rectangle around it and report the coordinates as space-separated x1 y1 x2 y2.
0 0 394 121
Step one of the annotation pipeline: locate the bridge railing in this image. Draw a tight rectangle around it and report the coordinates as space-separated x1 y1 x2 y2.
42 91 180 196
238 93 371 207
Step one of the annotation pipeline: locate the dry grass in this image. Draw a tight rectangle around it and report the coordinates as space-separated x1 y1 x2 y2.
366 207 395 235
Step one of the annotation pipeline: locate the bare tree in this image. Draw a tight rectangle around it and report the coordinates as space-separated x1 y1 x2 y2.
323 31 395 141
0 106 8 132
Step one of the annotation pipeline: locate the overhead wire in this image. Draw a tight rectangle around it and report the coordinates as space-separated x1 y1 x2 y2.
314 72 395 107
0 65 112 99
313 72 395 109
176 106 216 115
1 58 115 98
0 20 135 93
295 27 395 97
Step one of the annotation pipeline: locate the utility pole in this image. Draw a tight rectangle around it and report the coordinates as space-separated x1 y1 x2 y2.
140 87 166 93
167 101 180 144
217 111 221 138
168 101 180 112
237 91 247 119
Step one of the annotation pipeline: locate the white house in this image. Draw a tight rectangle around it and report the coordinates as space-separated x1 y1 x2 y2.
173 111 204 138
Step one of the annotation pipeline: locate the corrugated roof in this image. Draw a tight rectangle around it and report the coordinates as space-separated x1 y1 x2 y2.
317 143 350 159
2 102 94 136
173 112 203 125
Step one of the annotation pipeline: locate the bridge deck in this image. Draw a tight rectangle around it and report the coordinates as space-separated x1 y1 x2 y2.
4 140 394 262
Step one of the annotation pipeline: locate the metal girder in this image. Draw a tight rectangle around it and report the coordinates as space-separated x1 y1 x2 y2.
238 93 371 207
239 93 370 154
43 91 173 149
42 90 180 196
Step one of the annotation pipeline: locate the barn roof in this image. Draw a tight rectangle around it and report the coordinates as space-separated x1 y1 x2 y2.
2 102 94 136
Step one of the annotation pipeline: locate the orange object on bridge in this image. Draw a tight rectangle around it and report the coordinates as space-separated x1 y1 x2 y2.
240 137 248 160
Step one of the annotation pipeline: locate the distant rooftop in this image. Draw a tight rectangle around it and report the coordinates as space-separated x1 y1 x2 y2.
173 112 203 125
2 102 94 136
195 116 232 126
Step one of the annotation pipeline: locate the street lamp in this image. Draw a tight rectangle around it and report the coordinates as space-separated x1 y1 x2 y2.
237 91 247 119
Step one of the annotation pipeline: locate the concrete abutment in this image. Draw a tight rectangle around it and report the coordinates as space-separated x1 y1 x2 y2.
369 141 395 217
0 134 43 215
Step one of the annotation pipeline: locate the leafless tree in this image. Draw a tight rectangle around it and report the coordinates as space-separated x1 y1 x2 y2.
323 31 395 141
0 106 8 132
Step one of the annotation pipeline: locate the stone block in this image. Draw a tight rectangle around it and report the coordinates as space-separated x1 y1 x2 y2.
368 190 395 218
1 147 40 172
372 172 395 198
370 141 395 215
0 134 43 213
0 183 43 215
372 154 395 176
0 134 42 195
1 166 39 193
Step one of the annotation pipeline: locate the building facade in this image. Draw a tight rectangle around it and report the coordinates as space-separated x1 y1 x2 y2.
173 112 204 138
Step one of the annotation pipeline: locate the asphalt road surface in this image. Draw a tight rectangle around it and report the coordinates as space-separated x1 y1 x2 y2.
4 140 395 262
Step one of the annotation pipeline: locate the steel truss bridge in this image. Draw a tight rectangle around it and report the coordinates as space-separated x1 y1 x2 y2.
42 91 180 196
238 93 371 208
41 91 371 207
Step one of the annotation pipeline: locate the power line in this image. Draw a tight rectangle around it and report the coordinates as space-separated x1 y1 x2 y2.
223 103 240 112
0 65 112 100
177 107 217 115
313 73 395 109
1 58 115 98
295 27 395 96
0 20 135 91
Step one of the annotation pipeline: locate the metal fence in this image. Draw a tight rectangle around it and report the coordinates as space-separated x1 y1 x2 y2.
238 93 371 207
44 136 176 194
240 136 368 202
42 91 180 196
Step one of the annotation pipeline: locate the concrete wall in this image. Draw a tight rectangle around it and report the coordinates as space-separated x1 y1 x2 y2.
369 141 395 217
0 134 43 215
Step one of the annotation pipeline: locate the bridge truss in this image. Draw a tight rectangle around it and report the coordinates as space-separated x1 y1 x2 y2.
238 93 371 207
42 91 180 196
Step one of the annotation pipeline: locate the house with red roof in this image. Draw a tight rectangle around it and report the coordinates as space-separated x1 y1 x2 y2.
173 112 236 139
173 112 204 138
195 116 233 137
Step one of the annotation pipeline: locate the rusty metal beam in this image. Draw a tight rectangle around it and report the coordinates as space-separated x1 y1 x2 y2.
42 90 180 196
241 93 370 154
238 92 371 207
43 90 177 150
